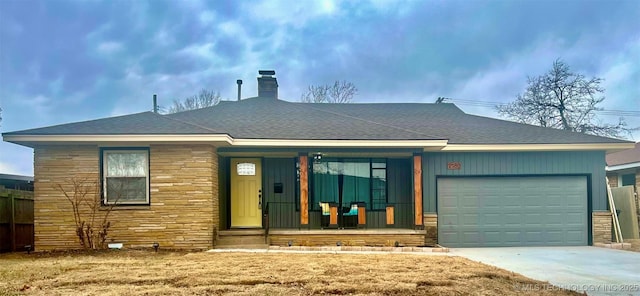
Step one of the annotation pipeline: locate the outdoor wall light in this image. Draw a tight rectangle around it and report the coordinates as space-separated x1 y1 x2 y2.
336 241 342 246
152 242 159 252
313 153 322 163
287 240 293 247
25 245 32 254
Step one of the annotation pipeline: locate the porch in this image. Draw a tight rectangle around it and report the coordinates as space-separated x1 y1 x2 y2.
262 201 426 247
217 150 427 247
268 228 427 247
264 201 417 230
215 228 428 249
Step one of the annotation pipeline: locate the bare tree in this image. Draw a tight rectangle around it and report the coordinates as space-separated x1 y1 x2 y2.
497 59 632 138
167 89 221 113
300 80 358 103
55 177 121 249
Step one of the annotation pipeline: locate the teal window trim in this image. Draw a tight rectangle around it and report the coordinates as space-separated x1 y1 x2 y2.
295 157 301 211
370 159 387 210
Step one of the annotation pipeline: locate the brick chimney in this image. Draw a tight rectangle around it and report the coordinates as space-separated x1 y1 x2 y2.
257 70 278 99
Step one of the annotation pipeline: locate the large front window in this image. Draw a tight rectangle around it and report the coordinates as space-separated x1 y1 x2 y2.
312 159 386 210
102 149 149 205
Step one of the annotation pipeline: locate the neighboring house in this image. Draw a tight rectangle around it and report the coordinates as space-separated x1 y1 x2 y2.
0 173 34 191
2 71 635 250
606 142 640 191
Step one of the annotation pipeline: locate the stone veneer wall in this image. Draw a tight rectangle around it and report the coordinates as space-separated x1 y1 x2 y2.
592 211 612 245
269 232 426 247
423 213 437 246
33 144 218 251
606 174 618 188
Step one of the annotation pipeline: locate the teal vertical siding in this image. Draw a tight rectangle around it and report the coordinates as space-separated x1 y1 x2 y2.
387 158 413 228
218 156 229 230
263 158 299 228
263 158 296 205
387 158 412 204
423 151 607 212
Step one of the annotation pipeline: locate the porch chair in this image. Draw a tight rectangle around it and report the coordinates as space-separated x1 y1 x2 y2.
343 202 366 228
319 201 338 228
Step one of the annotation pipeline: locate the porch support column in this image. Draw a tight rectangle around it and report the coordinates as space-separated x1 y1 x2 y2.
299 154 309 226
413 154 424 228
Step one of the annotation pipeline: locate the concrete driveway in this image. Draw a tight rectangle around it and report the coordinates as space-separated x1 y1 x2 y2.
450 247 640 296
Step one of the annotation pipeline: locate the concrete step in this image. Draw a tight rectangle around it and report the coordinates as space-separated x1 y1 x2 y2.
214 244 269 249
216 236 267 245
216 229 267 247
218 229 265 236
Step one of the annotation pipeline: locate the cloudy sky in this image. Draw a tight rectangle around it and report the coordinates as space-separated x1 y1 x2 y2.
1 0 639 176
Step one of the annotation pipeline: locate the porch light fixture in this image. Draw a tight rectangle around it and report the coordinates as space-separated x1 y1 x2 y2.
336 241 342 246
313 152 323 163
25 245 32 254
152 242 159 252
287 240 293 247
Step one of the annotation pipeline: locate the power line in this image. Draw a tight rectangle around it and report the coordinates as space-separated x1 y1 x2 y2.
444 98 640 117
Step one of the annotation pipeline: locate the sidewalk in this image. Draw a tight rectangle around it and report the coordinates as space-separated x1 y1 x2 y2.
208 245 450 255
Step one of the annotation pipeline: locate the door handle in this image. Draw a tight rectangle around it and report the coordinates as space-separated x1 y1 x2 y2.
258 189 262 209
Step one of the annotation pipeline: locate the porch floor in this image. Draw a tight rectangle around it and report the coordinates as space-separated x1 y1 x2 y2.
269 229 424 235
268 228 427 247
208 245 449 253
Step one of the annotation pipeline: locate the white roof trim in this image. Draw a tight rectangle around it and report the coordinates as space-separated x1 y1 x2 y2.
230 139 448 148
3 134 448 148
3 134 633 151
441 143 635 152
607 161 640 171
2 134 235 144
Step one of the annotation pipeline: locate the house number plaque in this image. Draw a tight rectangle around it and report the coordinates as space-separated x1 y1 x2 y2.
447 162 461 170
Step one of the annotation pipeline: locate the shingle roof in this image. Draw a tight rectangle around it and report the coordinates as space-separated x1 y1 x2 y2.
606 142 640 166
5 112 218 135
3 97 631 145
167 98 449 140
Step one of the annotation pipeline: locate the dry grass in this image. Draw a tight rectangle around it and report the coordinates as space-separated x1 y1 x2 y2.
0 250 581 296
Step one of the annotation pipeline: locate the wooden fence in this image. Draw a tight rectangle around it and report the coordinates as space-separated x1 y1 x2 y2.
0 187 34 252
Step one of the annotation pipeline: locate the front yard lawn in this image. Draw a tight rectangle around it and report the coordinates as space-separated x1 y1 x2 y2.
0 250 580 295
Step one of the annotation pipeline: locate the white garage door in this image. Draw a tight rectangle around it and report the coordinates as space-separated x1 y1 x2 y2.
438 176 588 247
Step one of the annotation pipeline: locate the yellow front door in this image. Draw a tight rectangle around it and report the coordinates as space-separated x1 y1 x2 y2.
230 158 262 228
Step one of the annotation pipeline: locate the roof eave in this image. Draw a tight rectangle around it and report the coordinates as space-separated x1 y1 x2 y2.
2 134 449 149
2 134 235 147
0 173 34 182
440 143 635 152
3 134 633 152
231 139 449 149
606 161 640 172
